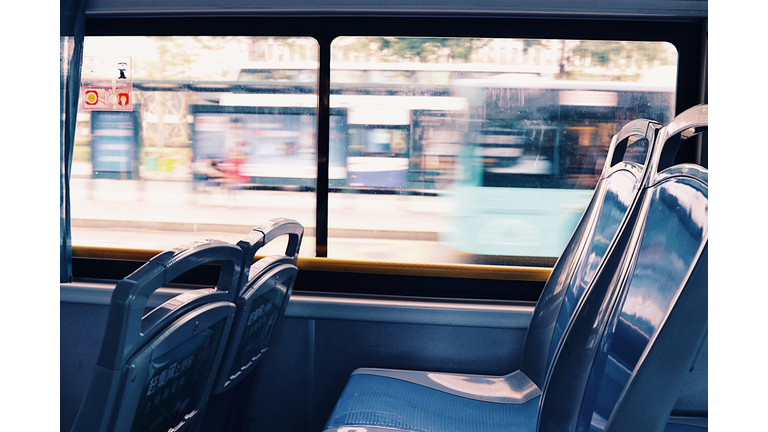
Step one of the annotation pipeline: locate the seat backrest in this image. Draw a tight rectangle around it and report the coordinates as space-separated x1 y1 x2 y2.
538 104 708 432
71 240 242 432
212 217 303 394
520 118 661 389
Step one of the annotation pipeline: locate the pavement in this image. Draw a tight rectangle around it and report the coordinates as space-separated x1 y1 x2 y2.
69 163 459 262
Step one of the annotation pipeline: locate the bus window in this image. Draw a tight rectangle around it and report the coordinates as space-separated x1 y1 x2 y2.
70 36 678 265
70 37 320 256
327 37 677 264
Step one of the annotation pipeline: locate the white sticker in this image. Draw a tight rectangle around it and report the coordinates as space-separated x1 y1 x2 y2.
82 56 132 82
82 56 133 111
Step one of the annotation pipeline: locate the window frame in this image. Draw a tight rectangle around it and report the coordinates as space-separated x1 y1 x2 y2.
69 15 706 299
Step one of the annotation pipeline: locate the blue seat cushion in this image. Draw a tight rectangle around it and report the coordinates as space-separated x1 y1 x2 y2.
324 374 540 432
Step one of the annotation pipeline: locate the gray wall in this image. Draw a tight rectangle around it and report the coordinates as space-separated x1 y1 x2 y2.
60 283 707 432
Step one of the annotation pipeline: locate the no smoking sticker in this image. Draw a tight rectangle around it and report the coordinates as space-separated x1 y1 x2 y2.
82 56 133 111
82 87 132 110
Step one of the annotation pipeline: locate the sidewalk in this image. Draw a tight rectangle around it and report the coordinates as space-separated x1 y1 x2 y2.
69 177 452 240
72 162 193 182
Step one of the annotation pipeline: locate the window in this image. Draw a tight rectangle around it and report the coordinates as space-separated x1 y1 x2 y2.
70 35 678 265
327 37 677 263
71 36 319 257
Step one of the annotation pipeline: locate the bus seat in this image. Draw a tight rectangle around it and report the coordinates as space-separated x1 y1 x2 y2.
538 104 708 432
212 217 304 394
191 218 303 432
323 117 662 432
70 240 242 432
583 104 708 432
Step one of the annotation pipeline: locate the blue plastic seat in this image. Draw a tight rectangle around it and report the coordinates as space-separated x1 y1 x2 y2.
539 104 708 432
190 218 304 432
212 217 304 394
324 118 663 432
71 240 243 432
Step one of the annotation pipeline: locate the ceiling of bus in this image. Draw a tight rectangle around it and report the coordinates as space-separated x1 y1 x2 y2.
85 0 707 19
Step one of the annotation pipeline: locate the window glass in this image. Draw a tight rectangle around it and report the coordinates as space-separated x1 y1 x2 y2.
71 37 319 256
327 37 677 264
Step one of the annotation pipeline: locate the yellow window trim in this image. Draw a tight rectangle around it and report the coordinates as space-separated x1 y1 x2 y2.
72 245 553 282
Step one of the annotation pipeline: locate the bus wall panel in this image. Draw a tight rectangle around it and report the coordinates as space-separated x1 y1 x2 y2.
241 317 312 432
59 288 707 432
671 337 708 416
60 302 111 432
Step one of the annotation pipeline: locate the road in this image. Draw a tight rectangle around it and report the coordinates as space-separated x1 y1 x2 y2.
69 176 461 263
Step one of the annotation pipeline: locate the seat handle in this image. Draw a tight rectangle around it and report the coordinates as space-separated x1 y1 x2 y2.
647 104 708 183
98 240 242 370
237 217 304 267
236 218 303 291
603 118 660 177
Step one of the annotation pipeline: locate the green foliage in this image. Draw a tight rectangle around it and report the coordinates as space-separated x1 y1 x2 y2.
346 37 485 62
138 36 243 80
522 39 543 53
571 41 675 68
442 39 475 61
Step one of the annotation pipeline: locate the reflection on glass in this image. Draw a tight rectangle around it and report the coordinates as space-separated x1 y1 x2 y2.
328 37 677 263
71 36 678 265
621 137 649 166
71 37 319 254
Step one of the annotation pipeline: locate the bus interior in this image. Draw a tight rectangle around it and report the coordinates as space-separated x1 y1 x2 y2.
54 1 721 431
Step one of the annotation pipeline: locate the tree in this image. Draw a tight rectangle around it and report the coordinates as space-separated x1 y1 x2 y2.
137 36 244 80
134 37 247 150
248 37 318 62
562 40 677 79
334 37 488 63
